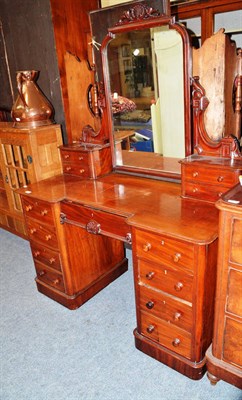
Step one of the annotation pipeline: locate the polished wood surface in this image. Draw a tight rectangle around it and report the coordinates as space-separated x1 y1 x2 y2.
206 184 242 389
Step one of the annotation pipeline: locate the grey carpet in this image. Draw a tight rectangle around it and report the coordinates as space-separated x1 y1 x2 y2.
1 228 241 400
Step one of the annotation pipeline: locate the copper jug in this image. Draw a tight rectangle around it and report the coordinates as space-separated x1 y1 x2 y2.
11 70 54 128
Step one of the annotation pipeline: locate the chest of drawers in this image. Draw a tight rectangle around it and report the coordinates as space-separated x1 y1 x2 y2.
180 155 242 202
60 143 112 179
206 184 242 389
131 225 218 380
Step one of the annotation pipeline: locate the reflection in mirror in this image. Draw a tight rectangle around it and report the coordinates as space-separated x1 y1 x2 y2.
107 25 185 172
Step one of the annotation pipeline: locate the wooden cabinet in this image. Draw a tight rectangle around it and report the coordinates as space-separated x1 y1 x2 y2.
0 122 63 237
180 155 242 202
206 184 242 389
60 144 112 179
131 224 218 380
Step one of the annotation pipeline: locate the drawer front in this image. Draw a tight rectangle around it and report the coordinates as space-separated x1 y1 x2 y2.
26 218 58 248
139 259 193 302
139 285 192 332
31 243 61 271
22 196 54 224
135 229 194 273
184 165 239 186
35 262 65 292
60 149 89 164
62 163 90 177
61 201 131 242
183 181 229 202
223 317 242 367
140 311 192 359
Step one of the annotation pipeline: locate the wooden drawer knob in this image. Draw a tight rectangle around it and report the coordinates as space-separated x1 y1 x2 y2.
192 171 198 177
143 242 151 252
33 250 40 257
217 176 224 182
25 205 33 212
78 156 84 160
45 234 52 241
174 282 183 291
146 271 155 280
146 301 154 309
66 166 72 171
64 154 70 159
173 253 181 263
49 257 56 264
172 338 180 347
193 187 198 193
146 325 155 334
30 228 37 234
38 270 45 277
41 209 48 216
53 278 61 285
79 169 85 174
173 312 182 321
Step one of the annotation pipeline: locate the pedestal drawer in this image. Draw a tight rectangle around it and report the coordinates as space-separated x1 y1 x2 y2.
26 218 58 248
135 229 194 274
183 165 237 186
139 285 192 332
60 149 88 164
22 197 54 224
62 164 90 177
35 262 65 292
138 259 193 302
140 311 192 359
31 243 61 272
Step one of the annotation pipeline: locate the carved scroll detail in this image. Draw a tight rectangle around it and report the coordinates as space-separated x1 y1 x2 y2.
116 4 160 25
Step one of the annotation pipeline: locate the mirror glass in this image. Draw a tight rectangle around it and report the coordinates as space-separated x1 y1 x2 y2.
107 25 185 175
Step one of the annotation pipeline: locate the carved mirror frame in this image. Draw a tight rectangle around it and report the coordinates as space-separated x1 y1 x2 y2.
98 2 193 180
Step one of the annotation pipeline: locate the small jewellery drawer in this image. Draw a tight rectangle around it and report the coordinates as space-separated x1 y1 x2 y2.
26 218 58 248
62 163 89 177
35 262 64 292
60 149 89 164
61 201 131 242
135 229 194 273
140 311 192 359
183 165 238 186
22 196 54 224
138 259 193 302
183 182 229 202
139 285 192 332
31 243 61 271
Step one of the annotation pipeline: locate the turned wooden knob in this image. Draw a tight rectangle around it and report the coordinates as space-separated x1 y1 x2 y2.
64 154 70 159
25 205 33 212
193 187 198 193
174 282 183 291
143 242 151 252
49 257 56 264
78 156 84 160
146 301 154 309
33 251 40 257
192 171 198 177
174 312 182 321
146 325 155 333
217 176 224 182
146 271 155 280
45 234 52 241
38 270 45 277
173 253 181 262
66 166 72 171
172 338 180 347
79 169 85 174
53 278 60 285
30 228 36 234
41 209 48 216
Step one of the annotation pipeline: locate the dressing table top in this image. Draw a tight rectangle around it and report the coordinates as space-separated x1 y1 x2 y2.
18 173 218 244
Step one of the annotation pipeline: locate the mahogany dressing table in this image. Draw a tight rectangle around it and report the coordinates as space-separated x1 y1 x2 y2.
17 0 242 385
